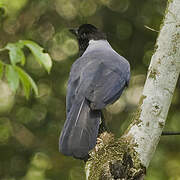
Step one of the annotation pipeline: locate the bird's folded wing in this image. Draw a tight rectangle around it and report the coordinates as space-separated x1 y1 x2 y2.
83 62 127 110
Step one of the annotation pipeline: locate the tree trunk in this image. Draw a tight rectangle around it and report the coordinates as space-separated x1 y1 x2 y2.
85 0 180 179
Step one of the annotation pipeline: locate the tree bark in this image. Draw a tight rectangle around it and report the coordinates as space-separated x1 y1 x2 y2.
85 0 180 179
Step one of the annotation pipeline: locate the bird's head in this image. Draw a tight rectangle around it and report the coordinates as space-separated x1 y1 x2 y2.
69 24 106 56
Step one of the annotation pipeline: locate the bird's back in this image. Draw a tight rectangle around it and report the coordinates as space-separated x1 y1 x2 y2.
59 39 130 160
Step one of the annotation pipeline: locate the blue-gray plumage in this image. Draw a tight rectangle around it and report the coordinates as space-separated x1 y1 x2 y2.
59 24 130 160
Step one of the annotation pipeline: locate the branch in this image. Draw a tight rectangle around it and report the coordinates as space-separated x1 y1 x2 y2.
85 0 180 179
124 0 180 168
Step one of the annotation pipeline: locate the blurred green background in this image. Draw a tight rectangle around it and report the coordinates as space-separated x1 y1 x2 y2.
0 0 180 179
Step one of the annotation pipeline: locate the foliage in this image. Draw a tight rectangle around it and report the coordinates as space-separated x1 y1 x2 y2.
0 40 52 98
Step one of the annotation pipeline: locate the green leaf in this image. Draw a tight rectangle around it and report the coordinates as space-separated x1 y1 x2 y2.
19 40 52 73
5 43 25 66
0 61 4 79
5 65 19 92
14 66 38 99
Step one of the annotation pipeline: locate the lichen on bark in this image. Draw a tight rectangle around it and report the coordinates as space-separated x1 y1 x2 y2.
86 132 145 180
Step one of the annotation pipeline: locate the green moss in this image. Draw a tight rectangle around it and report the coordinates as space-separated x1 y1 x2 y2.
171 32 180 55
121 95 147 142
122 95 147 136
86 135 145 180
153 44 158 55
159 122 164 129
168 0 173 4
157 58 161 64
133 95 147 126
148 68 159 80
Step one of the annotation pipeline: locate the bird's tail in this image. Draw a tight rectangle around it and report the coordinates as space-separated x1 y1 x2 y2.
59 97 101 159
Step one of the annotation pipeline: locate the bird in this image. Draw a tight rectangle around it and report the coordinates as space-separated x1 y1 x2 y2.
59 24 130 160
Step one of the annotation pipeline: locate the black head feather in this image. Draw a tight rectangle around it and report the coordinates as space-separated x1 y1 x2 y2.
69 24 106 56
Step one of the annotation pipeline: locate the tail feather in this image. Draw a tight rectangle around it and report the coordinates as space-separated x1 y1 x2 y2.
59 98 101 159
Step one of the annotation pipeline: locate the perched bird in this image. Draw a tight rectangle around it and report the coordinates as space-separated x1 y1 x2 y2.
59 24 130 160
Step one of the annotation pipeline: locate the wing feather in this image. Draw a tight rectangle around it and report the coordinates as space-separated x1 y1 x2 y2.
59 97 101 159
83 62 128 110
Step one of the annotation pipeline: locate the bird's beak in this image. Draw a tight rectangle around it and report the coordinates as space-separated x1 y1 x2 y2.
69 28 78 36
